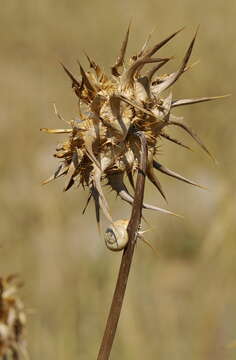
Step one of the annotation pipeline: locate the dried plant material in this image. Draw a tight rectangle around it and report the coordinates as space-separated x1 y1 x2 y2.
0 275 27 359
42 26 226 225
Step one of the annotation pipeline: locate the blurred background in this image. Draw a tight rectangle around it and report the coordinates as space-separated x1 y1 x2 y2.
0 1 235 359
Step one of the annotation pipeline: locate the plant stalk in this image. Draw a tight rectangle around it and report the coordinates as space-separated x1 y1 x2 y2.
97 132 147 360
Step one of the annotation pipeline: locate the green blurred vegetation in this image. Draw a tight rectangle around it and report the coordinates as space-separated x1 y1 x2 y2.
0 1 235 359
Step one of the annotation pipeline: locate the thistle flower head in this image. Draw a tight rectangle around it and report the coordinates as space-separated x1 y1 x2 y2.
0 275 26 359
42 26 225 228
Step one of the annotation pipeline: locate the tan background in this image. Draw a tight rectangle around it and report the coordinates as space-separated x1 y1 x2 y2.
0 1 235 359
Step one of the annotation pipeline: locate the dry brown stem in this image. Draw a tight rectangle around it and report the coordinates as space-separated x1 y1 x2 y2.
97 132 147 360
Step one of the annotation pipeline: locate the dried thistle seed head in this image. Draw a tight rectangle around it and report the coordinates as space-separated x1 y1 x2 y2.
0 275 27 359
42 26 226 228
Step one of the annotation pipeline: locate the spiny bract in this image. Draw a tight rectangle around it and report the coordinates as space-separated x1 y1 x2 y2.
41 26 225 228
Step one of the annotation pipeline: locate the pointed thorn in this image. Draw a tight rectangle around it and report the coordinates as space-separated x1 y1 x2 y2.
171 95 230 107
153 30 198 93
82 193 92 214
40 128 72 134
84 51 93 68
124 57 170 86
77 61 95 93
144 26 185 58
109 176 180 217
169 120 217 162
147 58 172 82
42 165 68 185
147 165 167 202
60 63 80 88
153 160 207 189
111 22 131 76
91 186 101 234
137 27 155 57
160 132 192 151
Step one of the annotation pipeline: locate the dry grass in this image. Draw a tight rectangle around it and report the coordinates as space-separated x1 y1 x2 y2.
0 1 235 359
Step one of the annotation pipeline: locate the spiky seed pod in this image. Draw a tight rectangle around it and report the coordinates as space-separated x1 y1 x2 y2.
41 26 227 229
0 275 27 359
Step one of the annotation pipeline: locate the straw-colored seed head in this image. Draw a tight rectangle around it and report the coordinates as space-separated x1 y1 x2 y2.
0 275 27 359
42 25 226 228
